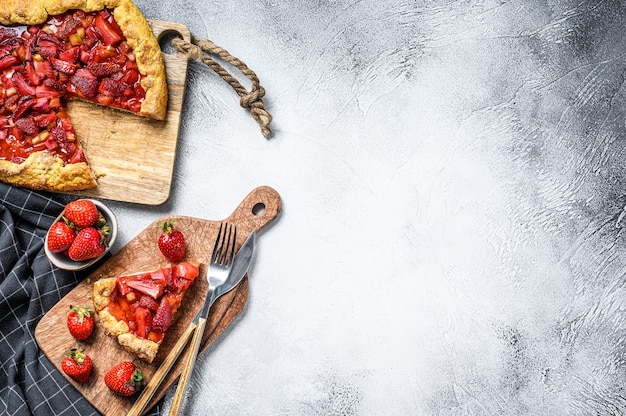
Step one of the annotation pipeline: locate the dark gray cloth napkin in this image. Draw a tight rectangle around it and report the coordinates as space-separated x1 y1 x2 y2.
0 183 161 416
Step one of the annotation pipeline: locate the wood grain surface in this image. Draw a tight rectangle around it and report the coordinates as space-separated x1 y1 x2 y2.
35 186 281 415
68 20 190 205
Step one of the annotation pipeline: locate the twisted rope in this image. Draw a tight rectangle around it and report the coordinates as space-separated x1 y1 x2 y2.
172 36 273 138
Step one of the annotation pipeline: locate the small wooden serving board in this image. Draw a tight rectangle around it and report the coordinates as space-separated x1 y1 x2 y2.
69 20 191 205
35 186 281 415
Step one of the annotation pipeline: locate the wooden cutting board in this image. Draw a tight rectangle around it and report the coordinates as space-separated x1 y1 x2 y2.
35 186 281 415
68 20 190 205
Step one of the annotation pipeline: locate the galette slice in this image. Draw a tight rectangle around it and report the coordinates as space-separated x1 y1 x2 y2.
93 262 200 363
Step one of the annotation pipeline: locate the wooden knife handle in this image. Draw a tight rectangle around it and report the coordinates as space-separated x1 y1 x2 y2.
127 322 197 416
168 316 207 416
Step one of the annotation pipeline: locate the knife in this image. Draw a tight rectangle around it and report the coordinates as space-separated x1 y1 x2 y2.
128 230 257 416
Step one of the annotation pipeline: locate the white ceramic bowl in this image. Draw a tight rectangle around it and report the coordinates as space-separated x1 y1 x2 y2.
44 199 118 271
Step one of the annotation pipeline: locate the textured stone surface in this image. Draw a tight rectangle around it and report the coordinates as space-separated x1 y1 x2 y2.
107 1 626 414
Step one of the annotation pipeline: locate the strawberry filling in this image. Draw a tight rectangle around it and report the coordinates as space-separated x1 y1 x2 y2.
107 262 200 344
0 9 148 165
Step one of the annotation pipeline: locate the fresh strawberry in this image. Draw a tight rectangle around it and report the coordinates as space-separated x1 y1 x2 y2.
67 304 94 340
151 297 172 333
63 199 99 228
158 221 185 262
61 349 92 384
68 227 105 261
104 361 145 396
47 220 75 253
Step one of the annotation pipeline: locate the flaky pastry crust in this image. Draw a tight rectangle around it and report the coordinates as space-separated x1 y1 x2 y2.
0 152 98 191
93 277 159 363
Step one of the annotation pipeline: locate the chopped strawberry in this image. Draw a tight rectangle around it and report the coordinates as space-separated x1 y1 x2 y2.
49 125 67 144
116 279 132 296
149 268 169 286
93 14 123 45
69 147 86 164
12 72 36 96
13 97 36 119
138 295 160 312
69 72 98 98
25 62 44 85
99 77 129 97
39 33 64 47
33 113 56 128
32 97 50 113
35 40 59 59
0 28 18 43
59 16 82 37
134 306 152 338
174 262 199 280
50 58 77 75
151 298 172 333
87 61 121 77
33 60 55 79
79 49 91 63
15 117 38 135
91 45 117 63
4 95 19 113
45 138 59 150
85 26 101 43
0 55 18 71
36 83 62 98
126 279 164 299
122 69 140 85
59 46 80 63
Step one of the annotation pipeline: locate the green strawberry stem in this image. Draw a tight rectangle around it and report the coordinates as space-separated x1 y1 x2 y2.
70 305 92 323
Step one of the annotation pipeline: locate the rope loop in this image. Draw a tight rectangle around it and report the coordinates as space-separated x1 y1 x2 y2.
172 37 273 138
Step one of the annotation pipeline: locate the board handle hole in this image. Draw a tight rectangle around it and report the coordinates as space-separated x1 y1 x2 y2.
252 202 265 216
158 30 183 55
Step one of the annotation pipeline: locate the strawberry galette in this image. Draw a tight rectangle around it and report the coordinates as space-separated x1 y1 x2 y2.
93 262 200 363
0 0 167 191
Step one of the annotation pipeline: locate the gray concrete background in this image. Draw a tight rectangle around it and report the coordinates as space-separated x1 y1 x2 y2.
105 1 626 414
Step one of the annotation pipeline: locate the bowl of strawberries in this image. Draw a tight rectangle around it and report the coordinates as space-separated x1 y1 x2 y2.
45 198 118 271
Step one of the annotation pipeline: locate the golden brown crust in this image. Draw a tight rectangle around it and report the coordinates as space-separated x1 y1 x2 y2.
93 277 159 363
0 151 98 191
0 0 168 119
113 0 167 120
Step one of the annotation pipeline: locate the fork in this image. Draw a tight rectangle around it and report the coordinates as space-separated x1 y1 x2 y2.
127 222 238 416
167 222 237 415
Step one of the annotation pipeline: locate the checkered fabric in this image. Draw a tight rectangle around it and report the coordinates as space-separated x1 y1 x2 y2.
0 183 161 416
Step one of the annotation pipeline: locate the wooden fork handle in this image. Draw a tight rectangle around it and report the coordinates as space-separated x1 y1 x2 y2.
127 322 197 416
168 317 207 416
